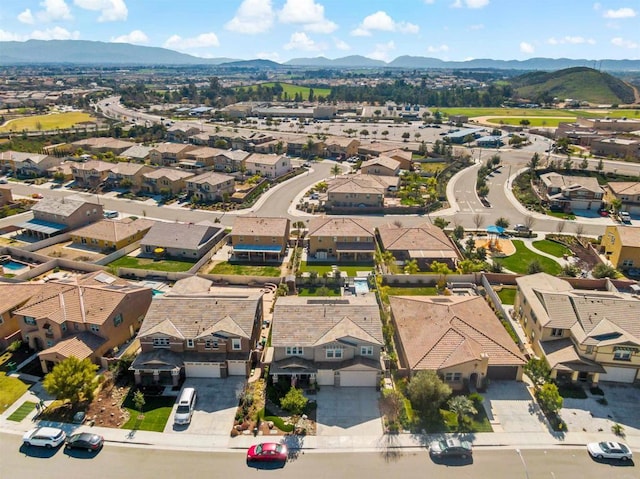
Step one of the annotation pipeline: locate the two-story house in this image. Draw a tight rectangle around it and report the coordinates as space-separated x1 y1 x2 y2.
244 153 292 178
18 196 103 239
140 221 226 260
14 271 152 373
71 160 114 188
308 217 375 262
0 151 62 178
360 156 401 176
106 162 154 191
515 273 640 385
120 145 153 163
540 173 604 212
142 168 194 195
0 284 41 350
606 182 640 216
130 282 263 385
325 175 391 209
72 138 136 156
70 217 155 252
600 225 640 272
230 216 290 261
149 143 196 167
213 150 251 173
269 295 384 388
324 137 360 160
186 171 235 202
179 146 224 170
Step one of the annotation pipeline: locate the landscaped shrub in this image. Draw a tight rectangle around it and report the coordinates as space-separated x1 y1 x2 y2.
589 386 604 396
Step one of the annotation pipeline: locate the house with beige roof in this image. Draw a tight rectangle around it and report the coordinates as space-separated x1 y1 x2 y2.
515 272 640 384
308 217 375 262
140 221 226 260
386 149 413 171
179 146 224 170
18 196 103 238
213 149 251 173
142 168 194 195
71 160 114 188
120 144 152 162
600 225 640 272
71 138 136 155
269 295 384 388
326 174 397 209
131 280 263 385
606 182 640 216
106 162 154 191
244 153 292 178
14 271 152 373
389 295 526 389
377 222 460 270
186 171 235 202
0 150 62 177
540 173 604 212
230 216 290 261
0 283 42 350
360 156 401 176
70 217 154 251
149 143 196 166
325 137 360 159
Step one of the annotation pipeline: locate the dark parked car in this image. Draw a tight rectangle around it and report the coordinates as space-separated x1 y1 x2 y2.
429 438 472 458
65 433 104 452
247 443 288 464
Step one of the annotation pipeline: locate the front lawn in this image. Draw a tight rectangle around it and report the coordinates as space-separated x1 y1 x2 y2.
108 256 196 273
121 392 174 432
300 261 372 277
0 373 29 414
496 287 517 305
7 401 36 421
497 240 562 275
209 262 282 276
532 240 571 258
387 286 438 296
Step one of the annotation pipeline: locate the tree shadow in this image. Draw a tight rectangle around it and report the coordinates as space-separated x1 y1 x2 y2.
377 433 403 463
281 434 305 462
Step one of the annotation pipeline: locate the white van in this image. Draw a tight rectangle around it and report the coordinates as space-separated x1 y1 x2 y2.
174 387 197 425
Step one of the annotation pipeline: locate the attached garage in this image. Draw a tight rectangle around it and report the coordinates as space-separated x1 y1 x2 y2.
227 360 248 376
339 370 378 387
185 362 221 378
316 370 334 386
487 366 518 380
599 366 637 383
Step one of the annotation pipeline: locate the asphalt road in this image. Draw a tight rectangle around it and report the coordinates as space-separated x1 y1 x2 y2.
2 433 636 479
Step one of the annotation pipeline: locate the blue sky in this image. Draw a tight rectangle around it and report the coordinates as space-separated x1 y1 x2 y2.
0 1 638 62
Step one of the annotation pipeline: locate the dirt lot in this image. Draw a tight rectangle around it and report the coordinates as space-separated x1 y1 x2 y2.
36 240 104 262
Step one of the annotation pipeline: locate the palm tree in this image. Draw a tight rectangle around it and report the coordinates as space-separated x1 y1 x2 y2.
331 164 342 177
448 396 477 431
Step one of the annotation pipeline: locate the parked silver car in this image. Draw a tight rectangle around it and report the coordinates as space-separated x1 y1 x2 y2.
23 427 66 448
587 441 633 461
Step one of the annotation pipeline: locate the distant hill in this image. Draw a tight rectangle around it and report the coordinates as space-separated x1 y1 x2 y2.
218 59 282 69
285 55 386 68
0 40 235 65
511 67 636 104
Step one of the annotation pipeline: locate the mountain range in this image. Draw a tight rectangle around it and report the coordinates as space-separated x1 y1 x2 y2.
1 40 640 71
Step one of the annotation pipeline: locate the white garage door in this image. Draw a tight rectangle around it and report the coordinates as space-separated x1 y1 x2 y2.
185 362 221 378
600 366 637 383
316 370 334 386
227 360 247 376
339 370 378 387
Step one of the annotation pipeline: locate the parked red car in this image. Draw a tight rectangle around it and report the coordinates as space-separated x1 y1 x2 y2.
246 443 288 464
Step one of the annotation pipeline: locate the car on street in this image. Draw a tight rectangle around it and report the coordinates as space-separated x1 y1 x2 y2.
65 433 104 452
587 441 632 461
31 193 44 199
429 438 473 458
620 211 632 224
514 224 530 232
23 427 66 448
246 442 288 464
0 178 7 184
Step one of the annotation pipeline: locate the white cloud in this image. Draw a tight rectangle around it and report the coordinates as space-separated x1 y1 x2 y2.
31 26 80 40
226 0 274 34
367 40 395 62
520 42 535 54
351 11 418 36
603 7 636 19
611 37 639 49
547 36 595 45
74 0 127 22
427 44 449 53
37 0 73 22
278 0 336 32
0 30 22 41
284 32 323 51
18 9 35 24
334 38 350 50
452 0 489 8
164 33 220 50
111 30 149 44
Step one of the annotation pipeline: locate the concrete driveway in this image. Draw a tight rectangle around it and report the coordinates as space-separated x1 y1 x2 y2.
481 380 548 433
315 387 383 436
165 377 246 435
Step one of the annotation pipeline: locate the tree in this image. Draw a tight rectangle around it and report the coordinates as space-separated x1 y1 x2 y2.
43 357 98 406
528 152 541 172
401 132 410 142
404 259 419 274
433 217 450 230
472 213 485 231
280 387 308 415
133 390 146 417
452 225 465 240
359 129 369 139
596 158 604 173
406 370 451 418
527 260 543 274
536 383 563 414
331 164 342 177
448 395 477 431
555 220 567 233
381 130 389 139
579 158 589 172
523 357 551 389
495 217 510 229
523 214 536 231
592 263 617 279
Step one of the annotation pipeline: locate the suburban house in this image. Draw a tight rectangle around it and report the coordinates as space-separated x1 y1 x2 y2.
230 216 290 261
0 284 42 350
308 217 375 262
140 221 226 260
231 132 275 151
0 151 62 177
71 138 136 155
540 173 604 212
18 196 103 238
326 174 397 209
167 125 201 143
180 146 224 170
606 182 640 215
142 168 194 195
269 295 384 388
386 149 414 171
0 186 13 207
244 153 292 178
185 171 235 202
324 137 360 159
253 139 286 154
120 144 152 163
360 156 401 176
213 150 251 173
14 271 152 373
106 163 154 191
71 160 114 188
70 217 155 251
377 222 460 270
600 225 640 272
389 295 526 389
357 141 406 160
515 273 640 384
47 162 75 182
149 143 196 166
591 138 640 160
131 280 263 385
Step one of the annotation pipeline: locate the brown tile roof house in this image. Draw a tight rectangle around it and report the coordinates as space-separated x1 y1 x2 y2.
186 171 235 202
360 155 401 176
326 175 393 209
308 217 375 262
149 143 196 166
131 283 263 384
540 173 604 212
140 221 226 260
231 216 291 261
71 160 114 187
70 217 155 251
377 222 460 270
0 283 43 350
14 271 152 373
389 295 525 389
142 167 194 195
269 295 384 387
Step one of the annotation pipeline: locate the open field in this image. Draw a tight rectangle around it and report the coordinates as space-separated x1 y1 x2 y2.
484 117 575 127
437 107 588 118
235 82 331 99
0 111 95 133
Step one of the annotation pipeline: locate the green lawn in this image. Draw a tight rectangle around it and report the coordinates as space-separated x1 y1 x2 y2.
387 287 438 296
484 117 574 127
497 240 563 275
418 162 447 174
122 393 174 432
532 240 571 258
0 111 95 133
297 285 341 296
300 261 372 277
234 82 331 99
0 373 29 414
437 107 586 118
496 288 517 305
208 262 281 276
108 256 196 273
7 401 36 421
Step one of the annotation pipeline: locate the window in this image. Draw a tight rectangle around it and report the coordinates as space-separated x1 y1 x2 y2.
61 322 67 332
551 328 563 337
187 339 194 348
326 348 343 359
622 259 634 267
205 339 219 349
613 350 632 361
113 313 123 327
444 372 462 382
24 316 36 326
286 346 303 356
232 339 241 350
361 346 373 356
90 324 100 333
47 340 53 347
153 337 170 348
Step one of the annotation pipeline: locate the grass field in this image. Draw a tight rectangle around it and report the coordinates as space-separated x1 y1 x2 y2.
387 286 439 296
0 112 95 133
532 240 572 258
108 256 196 273
235 82 331 99
496 287 517 305
0 373 29 414
122 393 174 432
208 262 281 276
484 117 574 127
7 401 37 421
437 108 586 118
497 240 562 275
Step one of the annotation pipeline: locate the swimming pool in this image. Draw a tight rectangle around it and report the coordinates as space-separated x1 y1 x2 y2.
1 260 29 271
152 289 165 297
354 278 370 294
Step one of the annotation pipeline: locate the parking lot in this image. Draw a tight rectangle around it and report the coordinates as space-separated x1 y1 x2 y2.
315 387 383 436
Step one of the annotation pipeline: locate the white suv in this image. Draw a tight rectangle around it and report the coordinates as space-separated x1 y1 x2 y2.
23 427 66 448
